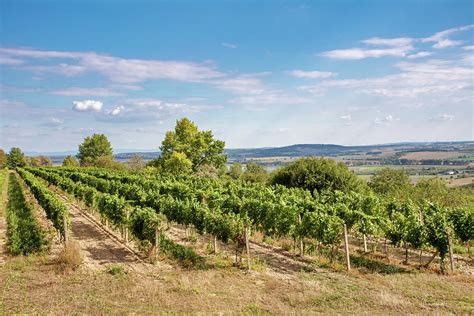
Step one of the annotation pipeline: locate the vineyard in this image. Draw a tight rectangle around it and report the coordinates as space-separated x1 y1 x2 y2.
0 163 472 313
10 166 471 274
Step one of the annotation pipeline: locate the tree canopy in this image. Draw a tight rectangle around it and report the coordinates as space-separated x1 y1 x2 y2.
62 155 79 167
242 162 268 183
271 157 363 194
29 156 52 167
369 168 412 199
77 134 113 166
158 118 226 172
7 147 27 168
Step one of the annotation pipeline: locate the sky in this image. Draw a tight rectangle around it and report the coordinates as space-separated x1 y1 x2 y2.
0 0 473 152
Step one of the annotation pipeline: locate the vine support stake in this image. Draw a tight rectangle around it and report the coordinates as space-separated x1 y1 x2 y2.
298 214 304 258
245 225 251 271
155 224 160 263
63 215 68 245
213 236 218 254
343 223 351 271
125 209 129 244
448 234 454 273
363 234 368 253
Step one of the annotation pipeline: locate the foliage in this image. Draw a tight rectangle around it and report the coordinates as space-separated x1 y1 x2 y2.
62 155 79 167
162 151 193 175
28 155 52 167
228 162 243 179
241 161 268 183
17 168 68 237
414 177 470 208
6 173 49 255
369 168 412 199
7 147 27 168
159 118 227 171
0 149 7 168
195 163 219 179
127 154 146 172
271 157 363 194
448 208 474 243
77 134 113 166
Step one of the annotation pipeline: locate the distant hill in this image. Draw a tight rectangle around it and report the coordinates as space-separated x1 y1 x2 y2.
28 140 474 165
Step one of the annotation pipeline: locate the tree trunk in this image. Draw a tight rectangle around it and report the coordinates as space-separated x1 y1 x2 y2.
419 250 423 265
343 224 351 271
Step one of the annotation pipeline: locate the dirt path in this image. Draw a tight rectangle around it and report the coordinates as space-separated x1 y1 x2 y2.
54 193 162 273
0 171 9 265
166 225 313 278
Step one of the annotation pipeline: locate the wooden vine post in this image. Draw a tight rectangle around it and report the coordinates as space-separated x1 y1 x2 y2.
363 234 368 253
448 234 454 273
213 236 218 254
298 214 304 258
155 224 160 263
245 225 251 271
125 209 129 244
343 223 351 271
63 215 69 245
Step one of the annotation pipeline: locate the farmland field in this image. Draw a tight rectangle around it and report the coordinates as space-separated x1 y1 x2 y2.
0 166 473 314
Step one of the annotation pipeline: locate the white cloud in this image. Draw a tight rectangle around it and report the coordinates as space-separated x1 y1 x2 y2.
288 70 336 79
108 105 125 116
0 55 24 65
49 117 64 125
52 87 122 96
0 47 224 84
299 59 473 99
362 37 413 47
321 25 473 60
432 114 455 121
407 51 432 59
340 115 352 121
213 74 267 95
432 39 464 49
422 24 473 49
321 46 412 60
462 45 474 50
72 100 103 112
374 115 395 124
221 42 238 49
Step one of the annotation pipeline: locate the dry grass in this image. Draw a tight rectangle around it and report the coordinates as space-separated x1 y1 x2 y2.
57 240 82 272
0 254 473 314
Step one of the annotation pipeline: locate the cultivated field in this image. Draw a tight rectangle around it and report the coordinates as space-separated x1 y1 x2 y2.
0 167 473 314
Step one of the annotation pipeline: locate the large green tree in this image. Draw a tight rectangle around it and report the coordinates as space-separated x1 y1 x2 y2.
369 168 412 199
242 161 268 183
77 134 113 166
158 118 226 171
29 155 52 167
62 155 79 167
271 157 363 194
7 147 27 168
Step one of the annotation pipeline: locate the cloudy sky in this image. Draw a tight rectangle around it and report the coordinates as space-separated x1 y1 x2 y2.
0 0 473 152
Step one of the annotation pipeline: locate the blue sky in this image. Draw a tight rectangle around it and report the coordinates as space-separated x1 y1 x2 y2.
0 0 473 152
